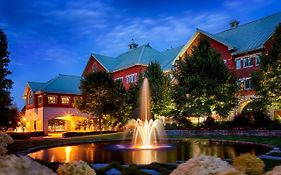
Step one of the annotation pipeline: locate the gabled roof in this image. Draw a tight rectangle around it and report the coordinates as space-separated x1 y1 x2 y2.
23 74 81 97
214 12 281 54
91 44 184 72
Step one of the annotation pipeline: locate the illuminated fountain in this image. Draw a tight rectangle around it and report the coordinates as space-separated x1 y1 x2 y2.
130 78 167 149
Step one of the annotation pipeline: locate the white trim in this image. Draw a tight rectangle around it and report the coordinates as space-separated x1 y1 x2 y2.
125 73 137 84
90 54 110 72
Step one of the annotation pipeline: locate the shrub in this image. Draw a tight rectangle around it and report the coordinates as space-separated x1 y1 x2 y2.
170 155 238 175
62 131 117 138
233 153 265 175
0 155 55 175
57 160 96 175
252 112 271 128
203 116 215 128
268 119 281 130
0 132 13 155
232 114 251 128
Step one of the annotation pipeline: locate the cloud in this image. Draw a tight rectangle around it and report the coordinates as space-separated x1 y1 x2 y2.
96 12 230 56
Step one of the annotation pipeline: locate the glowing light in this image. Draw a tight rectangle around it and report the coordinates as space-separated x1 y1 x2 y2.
65 146 72 163
131 78 167 149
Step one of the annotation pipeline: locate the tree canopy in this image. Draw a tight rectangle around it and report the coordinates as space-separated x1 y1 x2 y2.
252 23 281 110
0 29 20 130
171 38 237 121
75 71 115 131
144 62 172 117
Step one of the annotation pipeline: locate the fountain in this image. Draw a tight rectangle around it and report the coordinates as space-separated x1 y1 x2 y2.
130 78 167 149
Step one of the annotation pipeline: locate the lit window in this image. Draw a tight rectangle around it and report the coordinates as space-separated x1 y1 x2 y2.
256 56 261 66
28 92 34 105
243 57 254 67
38 96 42 104
126 73 137 84
61 96 70 104
223 59 227 64
235 59 241 69
48 96 57 104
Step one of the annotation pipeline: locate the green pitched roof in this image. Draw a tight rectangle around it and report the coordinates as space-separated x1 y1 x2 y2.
214 12 281 54
92 44 184 72
27 74 81 95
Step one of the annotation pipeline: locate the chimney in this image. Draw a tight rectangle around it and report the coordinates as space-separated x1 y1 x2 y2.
230 20 239 28
128 38 138 50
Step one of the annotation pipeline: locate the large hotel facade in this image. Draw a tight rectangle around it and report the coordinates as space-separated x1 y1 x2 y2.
23 12 281 134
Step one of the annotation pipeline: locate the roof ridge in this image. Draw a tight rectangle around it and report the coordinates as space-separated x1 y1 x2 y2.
216 11 281 34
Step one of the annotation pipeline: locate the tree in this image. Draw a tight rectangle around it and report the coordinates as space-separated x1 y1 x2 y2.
144 62 172 117
0 29 20 130
252 23 281 110
111 80 132 128
75 71 115 132
171 39 237 123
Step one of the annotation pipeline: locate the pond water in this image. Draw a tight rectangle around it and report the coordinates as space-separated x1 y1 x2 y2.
28 140 270 164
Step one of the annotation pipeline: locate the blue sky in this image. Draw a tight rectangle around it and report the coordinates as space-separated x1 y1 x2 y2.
1 0 281 109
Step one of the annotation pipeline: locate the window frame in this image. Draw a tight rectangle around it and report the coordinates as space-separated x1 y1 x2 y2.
235 59 241 69
47 95 57 104
125 73 137 84
243 57 254 68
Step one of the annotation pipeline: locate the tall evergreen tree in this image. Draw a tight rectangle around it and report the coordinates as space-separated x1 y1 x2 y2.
75 71 115 132
171 39 237 122
0 29 19 130
252 23 281 110
144 62 172 117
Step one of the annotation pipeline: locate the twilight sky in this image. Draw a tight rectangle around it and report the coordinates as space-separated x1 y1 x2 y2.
1 0 281 108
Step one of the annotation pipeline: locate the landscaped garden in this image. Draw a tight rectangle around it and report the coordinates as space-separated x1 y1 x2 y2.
1 6 281 175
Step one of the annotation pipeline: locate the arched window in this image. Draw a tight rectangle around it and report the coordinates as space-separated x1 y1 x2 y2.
92 63 98 72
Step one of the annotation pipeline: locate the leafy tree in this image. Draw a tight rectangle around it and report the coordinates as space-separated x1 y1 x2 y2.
171 39 237 123
75 71 115 132
144 62 172 117
0 29 20 130
111 80 132 128
252 23 281 109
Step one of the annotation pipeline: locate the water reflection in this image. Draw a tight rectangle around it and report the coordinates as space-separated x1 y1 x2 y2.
28 140 269 164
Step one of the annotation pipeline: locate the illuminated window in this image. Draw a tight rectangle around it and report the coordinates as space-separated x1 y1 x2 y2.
47 95 57 104
28 92 34 105
235 59 241 69
61 96 70 104
223 59 227 64
38 96 42 104
243 57 254 67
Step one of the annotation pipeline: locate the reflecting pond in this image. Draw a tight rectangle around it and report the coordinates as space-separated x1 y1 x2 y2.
28 140 270 164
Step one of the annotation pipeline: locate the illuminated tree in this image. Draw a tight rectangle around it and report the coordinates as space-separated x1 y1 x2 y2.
75 71 115 132
252 23 281 110
171 39 237 123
